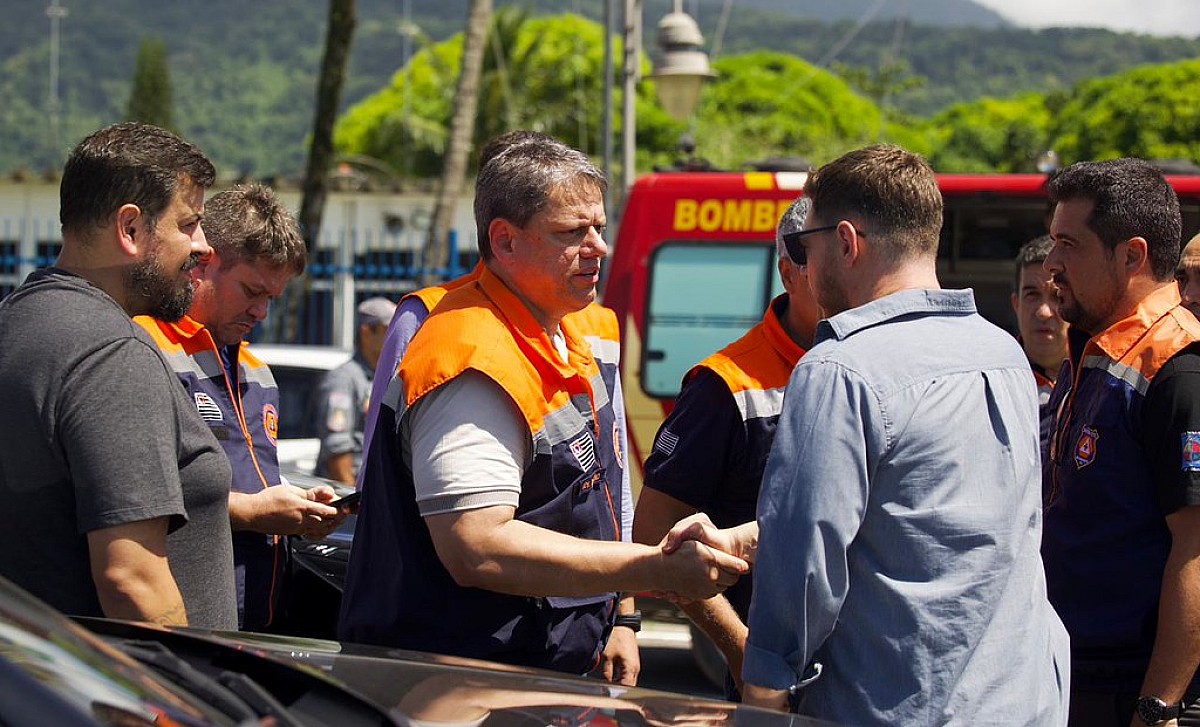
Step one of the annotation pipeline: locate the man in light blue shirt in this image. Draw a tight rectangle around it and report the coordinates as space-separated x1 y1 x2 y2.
674 145 1069 724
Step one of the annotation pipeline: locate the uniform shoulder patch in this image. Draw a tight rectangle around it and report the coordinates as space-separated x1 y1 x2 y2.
1074 425 1098 469
569 434 597 471
612 420 625 469
1182 432 1200 472
194 392 224 422
326 391 352 432
654 427 679 458
262 403 279 447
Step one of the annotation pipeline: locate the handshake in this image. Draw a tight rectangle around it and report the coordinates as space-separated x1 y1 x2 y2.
652 514 759 602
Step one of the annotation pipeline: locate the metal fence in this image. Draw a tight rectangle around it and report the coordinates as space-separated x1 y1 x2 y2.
0 222 479 349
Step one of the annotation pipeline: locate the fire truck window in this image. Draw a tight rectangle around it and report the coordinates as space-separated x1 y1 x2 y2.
937 196 1048 332
642 243 774 397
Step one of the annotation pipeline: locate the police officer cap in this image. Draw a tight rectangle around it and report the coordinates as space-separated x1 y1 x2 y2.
357 296 397 327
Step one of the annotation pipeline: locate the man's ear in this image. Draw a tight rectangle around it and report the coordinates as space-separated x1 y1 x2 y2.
191 248 217 279
488 218 519 260
115 204 142 255
836 220 861 265
1124 236 1150 276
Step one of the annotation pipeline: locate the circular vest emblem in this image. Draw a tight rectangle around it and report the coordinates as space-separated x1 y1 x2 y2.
612 420 625 469
263 403 279 447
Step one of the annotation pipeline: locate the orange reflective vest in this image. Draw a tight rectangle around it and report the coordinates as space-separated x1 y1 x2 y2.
341 267 624 674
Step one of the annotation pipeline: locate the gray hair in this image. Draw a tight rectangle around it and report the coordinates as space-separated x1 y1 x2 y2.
776 196 810 263
473 133 607 260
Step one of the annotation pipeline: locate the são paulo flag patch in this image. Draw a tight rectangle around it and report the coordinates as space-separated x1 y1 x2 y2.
1182 432 1200 472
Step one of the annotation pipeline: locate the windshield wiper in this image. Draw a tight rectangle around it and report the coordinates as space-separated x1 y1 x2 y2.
117 639 302 727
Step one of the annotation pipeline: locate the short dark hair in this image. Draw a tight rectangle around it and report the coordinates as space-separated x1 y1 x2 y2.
1014 234 1054 291
204 184 307 275
60 122 215 236
473 133 606 260
802 144 942 262
1046 158 1181 281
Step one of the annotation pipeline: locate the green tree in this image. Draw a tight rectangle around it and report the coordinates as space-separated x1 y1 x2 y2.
125 38 173 130
691 51 884 169
922 93 1052 172
334 13 683 178
334 30 900 177
1049 59 1200 165
425 0 492 277
299 0 357 252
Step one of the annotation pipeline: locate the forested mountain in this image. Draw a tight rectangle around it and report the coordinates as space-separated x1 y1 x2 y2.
0 0 1196 177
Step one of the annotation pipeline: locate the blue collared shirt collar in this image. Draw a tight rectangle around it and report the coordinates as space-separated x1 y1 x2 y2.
815 288 977 346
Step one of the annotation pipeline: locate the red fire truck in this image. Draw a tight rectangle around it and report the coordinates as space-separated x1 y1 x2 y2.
603 170 1200 489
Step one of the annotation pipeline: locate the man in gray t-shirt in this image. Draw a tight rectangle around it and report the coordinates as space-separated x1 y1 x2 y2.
0 123 236 629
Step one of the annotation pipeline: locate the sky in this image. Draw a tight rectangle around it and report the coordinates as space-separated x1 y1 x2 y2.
971 0 1200 37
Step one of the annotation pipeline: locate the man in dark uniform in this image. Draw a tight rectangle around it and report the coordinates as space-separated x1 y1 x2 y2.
1011 234 1068 456
632 196 820 699
139 184 343 631
314 296 395 486
1041 158 1200 726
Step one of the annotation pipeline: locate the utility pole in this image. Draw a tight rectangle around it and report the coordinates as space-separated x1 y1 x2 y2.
621 0 642 198
46 0 68 161
400 0 415 180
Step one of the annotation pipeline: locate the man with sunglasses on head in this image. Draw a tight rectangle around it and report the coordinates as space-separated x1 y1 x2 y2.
670 145 1069 724
632 196 820 700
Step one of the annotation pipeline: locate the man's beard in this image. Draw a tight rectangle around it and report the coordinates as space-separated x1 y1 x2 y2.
125 248 199 322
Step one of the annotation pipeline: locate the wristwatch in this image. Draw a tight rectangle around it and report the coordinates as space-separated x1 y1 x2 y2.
1136 695 1183 725
613 610 642 633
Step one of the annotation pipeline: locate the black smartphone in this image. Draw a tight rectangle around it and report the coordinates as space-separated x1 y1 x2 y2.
330 491 361 511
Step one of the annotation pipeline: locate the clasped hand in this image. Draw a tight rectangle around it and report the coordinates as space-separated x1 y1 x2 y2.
655 513 753 602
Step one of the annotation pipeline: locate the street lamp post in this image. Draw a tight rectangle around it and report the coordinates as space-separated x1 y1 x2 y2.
46 0 69 160
620 0 643 197
619 0 714 195
649 3 716 122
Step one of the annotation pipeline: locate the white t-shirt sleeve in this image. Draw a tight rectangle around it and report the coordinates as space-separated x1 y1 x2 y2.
404 369 531 516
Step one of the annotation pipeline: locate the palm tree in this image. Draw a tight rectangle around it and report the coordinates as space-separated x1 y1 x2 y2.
299 0 357 253
289 0 355 343
423 0 492 280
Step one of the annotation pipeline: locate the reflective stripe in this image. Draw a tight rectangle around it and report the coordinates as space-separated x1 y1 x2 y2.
731 385 786 421
157 341 277 390
160 346 223 380
242 363 277 389
585 335 621 365
1081 354 1150 396
588 370 611 411
542 399 593 447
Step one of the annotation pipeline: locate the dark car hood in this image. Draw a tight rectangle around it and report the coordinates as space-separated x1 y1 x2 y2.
82 619 837 727
0 579 236 726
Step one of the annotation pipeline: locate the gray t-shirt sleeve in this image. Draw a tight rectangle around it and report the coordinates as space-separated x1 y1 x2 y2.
59 337 187 534
315 363 360 455
404 370 528 516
